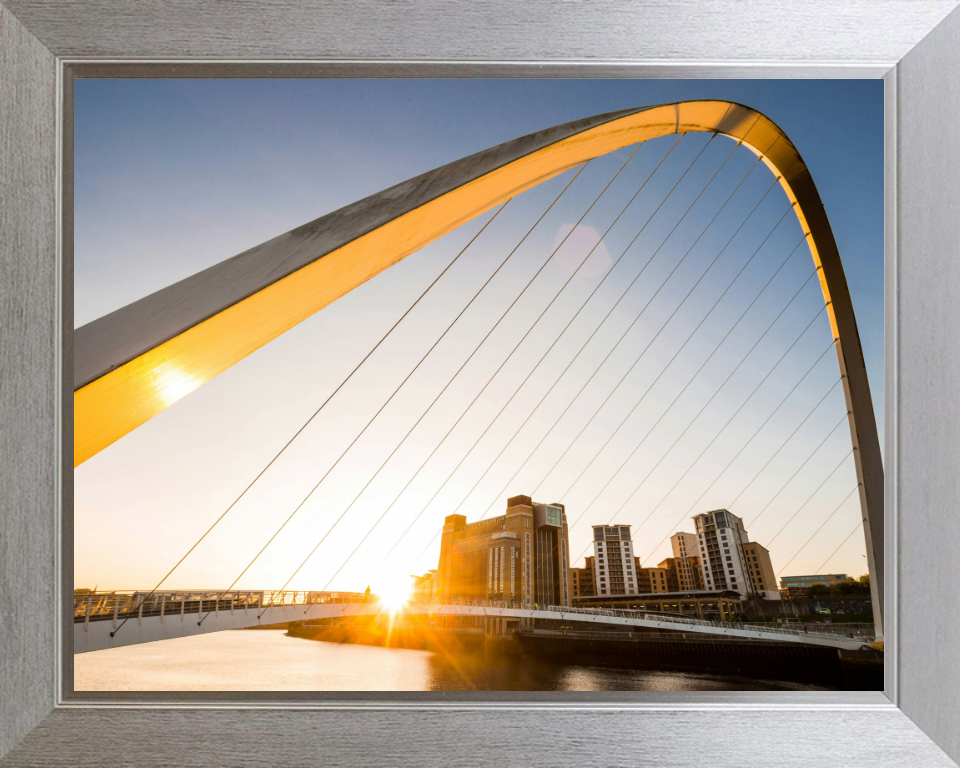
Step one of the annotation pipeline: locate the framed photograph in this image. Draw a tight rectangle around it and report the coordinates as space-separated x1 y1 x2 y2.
2 2 959 766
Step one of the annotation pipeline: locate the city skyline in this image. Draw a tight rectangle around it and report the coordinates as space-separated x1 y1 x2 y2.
74 80 882 595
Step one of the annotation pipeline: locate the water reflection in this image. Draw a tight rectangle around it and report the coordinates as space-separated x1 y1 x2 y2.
74 629 825 692
421 646 821 691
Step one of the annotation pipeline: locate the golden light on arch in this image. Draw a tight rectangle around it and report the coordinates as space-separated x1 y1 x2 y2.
72 98 883 632
151 363 203 408
75 100 829 466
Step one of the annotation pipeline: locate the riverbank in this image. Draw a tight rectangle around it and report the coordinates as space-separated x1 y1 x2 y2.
286 620 882 690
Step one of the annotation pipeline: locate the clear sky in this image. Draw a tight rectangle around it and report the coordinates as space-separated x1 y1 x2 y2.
74 79 883 595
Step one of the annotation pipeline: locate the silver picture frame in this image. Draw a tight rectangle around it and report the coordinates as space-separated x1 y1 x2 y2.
2 1 959 765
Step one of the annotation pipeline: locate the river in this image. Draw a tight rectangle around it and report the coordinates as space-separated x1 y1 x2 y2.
74 629 826 691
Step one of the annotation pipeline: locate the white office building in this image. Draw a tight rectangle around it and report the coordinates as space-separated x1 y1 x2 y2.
591 525 637 595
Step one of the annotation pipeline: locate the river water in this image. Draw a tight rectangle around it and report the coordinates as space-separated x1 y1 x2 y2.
74 630 825 691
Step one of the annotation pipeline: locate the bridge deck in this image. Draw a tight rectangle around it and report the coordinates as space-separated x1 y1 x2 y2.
72 591 872 654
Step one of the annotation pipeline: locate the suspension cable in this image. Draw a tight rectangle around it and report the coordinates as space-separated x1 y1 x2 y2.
365 135 688 580
567 261 818 546
413 222 803 574
468 151 774 526
764 449 856 547
606 312 829 568
185 159 590 627
522 142 792 506
107 198 511 637
643 375 843 558
531 179 790 501
745 413 851 529
637 347 838 564
571 284 825 564
409 185 799 572
560 227 806 531
193 159 593 621
639 341 835 530
724 378 843 510
455 139 752 525
317 138 708 591
813 520 864 574
258 143 650 611
776 485 861 576
400 135 760 570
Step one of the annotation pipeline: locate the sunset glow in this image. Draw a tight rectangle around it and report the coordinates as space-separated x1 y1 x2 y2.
376 576 413 614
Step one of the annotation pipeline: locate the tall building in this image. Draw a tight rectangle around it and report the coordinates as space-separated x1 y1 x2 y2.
591 524 637 595
743 542 779 599
436 495 571 607
671 532 705 591
692 509 779 600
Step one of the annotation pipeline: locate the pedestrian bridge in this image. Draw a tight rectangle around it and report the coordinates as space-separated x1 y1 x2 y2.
73 590 873 654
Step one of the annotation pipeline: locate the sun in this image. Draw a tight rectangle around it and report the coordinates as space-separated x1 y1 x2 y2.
375 576 412 614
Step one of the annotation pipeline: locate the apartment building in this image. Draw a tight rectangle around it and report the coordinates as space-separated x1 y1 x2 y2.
692 509 781 601
671 531 705 591
743 542 780 600
570 556 596 598
591 525 637 595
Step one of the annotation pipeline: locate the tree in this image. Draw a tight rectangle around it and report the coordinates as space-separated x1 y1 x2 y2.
807 576 870 599
835 578 860 596
807 583 829 598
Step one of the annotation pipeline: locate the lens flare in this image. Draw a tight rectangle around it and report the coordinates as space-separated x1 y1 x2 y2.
376 576 412 615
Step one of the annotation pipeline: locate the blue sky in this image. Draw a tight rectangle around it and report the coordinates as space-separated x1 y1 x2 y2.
74 79 883 593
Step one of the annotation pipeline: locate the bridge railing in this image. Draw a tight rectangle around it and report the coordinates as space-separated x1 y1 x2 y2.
72 591 873 643
440 598 875 643
72 590 369 623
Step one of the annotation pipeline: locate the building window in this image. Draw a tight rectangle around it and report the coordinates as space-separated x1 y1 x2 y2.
547 506 562 527
561 538 569 604
499 546 505 597
487 549 493 596
525 533 531 605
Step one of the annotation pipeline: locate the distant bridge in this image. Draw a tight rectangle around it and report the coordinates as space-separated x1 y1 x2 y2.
73 590 873 654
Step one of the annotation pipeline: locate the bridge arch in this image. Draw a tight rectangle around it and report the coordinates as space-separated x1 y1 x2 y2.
74 99 883 633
